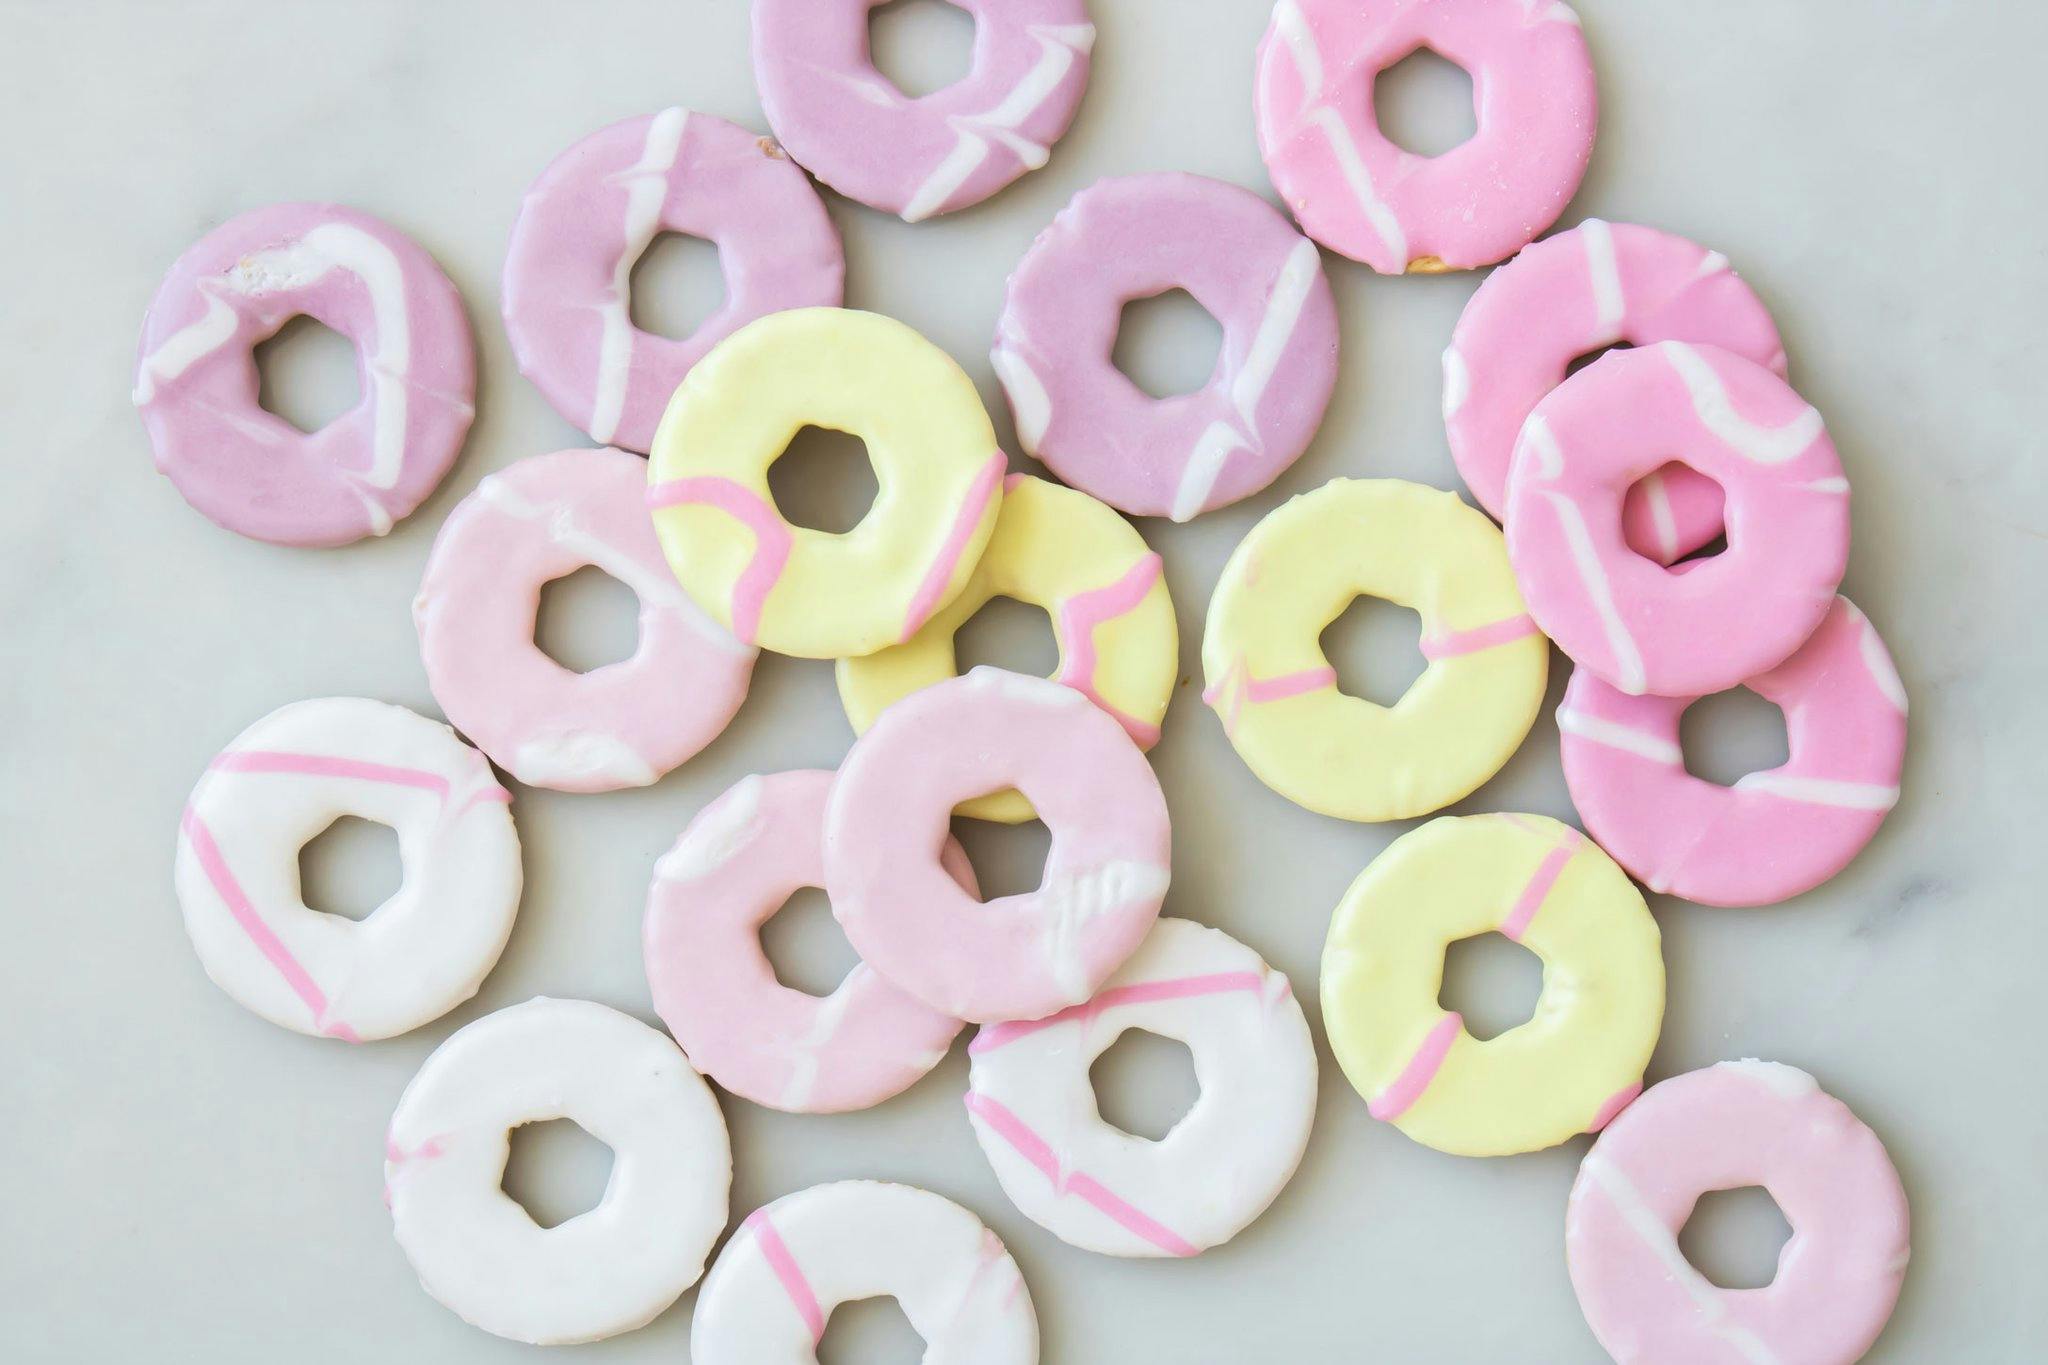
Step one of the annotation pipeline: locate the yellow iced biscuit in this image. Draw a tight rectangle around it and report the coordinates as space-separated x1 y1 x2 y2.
646 307 1005 659
835 474 1176 823
1201 478 1547 822
1322 813 1665 1157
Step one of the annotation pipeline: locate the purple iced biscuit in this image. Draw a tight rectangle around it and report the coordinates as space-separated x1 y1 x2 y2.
992 173 1340 522
133 203 475 548
502 109 845 454
752 0 1094 222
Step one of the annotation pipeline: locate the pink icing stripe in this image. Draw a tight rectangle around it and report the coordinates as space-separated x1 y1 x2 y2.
212 749 512 804
1498 829 1582 943
1587 1080 1643 1133
1419 612 1540 661
964 1091 1200 1257
648 476 794 644
1055 552 1166 746
900 452 1007 642
1368 1011 1462 1122
1202 657 1339 737
179 807 360 1042
970 969 1267 1055
745 1207 827 1343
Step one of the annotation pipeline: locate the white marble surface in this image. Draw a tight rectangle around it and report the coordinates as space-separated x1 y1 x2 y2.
4 0 2045 1359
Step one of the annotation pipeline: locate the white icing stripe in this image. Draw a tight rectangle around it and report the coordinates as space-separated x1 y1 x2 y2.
1305 106 1407 264
1638 468 1680 562
512 733 660 788
1802 476 1850 494
1519 413 1565 480
991 345 1052 454
1665 342 1826 465
900 24 1092 223
1040 861 1171 1001
1582 219 1624 332
1271 0 1324 109
1229 237 1321 427
1540 489 1647 694
133 290 241 404
1851 608 1908 714
1694 249 1731 280
655 775 766 882
1732 773 1901 811
1580 1155 1783 1365
782 966 866 1109
1520 0 1583 25
1441 344 1469 420
590 107 688 444
1171 422 1246 523
1555 708 1682 765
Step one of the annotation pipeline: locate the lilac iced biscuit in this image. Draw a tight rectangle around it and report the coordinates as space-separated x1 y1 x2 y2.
133 203 476 547
502 110 844 454
992 173 1340 522
752 0 1094 222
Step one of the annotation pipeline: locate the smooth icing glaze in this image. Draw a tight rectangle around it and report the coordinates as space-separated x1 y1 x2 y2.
692 1181 1037 1364
134 202 476 546
175 697 521 1041
646 307 1005 660
644 769 966 1114
1559 597 1906 908
1505 342 1851 698
965 917 1316 1257
752 0 1093 222
836 473 1176 821
991 173 1340 521
502 109 843 453
823 667 1170 1024
415 448 756 793
1202 478 1548 822
385 997 731 1345
1254 0 1597 273
1322 813 1664 1156
1566 1061 1911 1364
1446 220 1789 561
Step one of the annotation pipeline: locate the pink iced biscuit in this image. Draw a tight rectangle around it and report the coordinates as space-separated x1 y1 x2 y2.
1505 342 1851 698
414 448 756 793
1559 598 1906 908
991 173 1340 522
1446 220 1790 563
502 110 844 453
644 769 967 1114
1254 0 1597 274
752 0 1094 222
824 667 1171 1025
1567 1061 1911 1365
133 202 475 546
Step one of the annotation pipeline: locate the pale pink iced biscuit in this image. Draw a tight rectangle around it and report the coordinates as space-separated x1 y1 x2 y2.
415 448 756 793
134 202 475 546
644 769 967 1114
752 0 1093 222
966 918 1316 1257
1446 220 1789 562
1505 343 1851 698
692 1181 1038 1364
824 667 1170 1025
991 173 1340 522
175 697 521 1042
1566 1061 1911 1365
502 110 844 453
1559 598 1906 908
1254 0 1597 274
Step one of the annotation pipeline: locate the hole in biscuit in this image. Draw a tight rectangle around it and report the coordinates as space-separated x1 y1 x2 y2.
1090 1029 1199 1141
255 315 359 433
1438 933 1543 1041
949 815 1051 902
1678 1186 1792 1289
1564 339 1635 382
1320 597 1426 708
297 816 400 922
1372 48 1476 158
628 231 728 341
868 0 977 100
954 596 1062 678
1112 289 1223 400
1623 461 1729 566
1679 687 1789 788
770 426 879 535
819 1295 925 1362
761 887 864 998
535 566 641 674
500 1119 615 1230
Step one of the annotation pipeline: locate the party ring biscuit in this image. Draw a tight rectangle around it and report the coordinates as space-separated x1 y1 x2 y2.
1322 814 1665 1157
647 308 1006 660
836 474 1176 822
1202 478 1548 822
